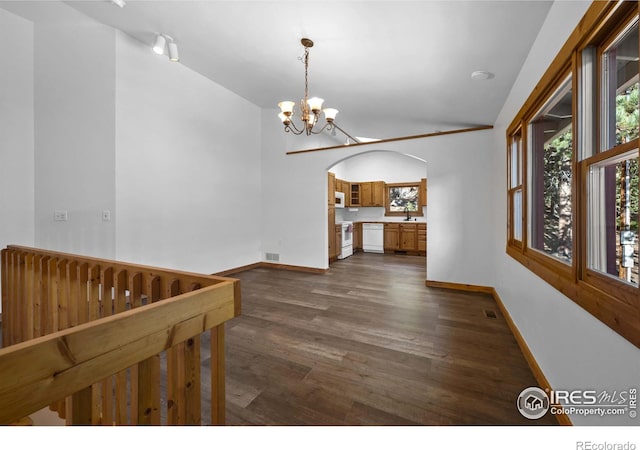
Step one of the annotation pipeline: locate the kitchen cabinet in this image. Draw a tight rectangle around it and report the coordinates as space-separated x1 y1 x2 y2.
350 183 361 207
334 224 342 260
384 223 400 250
400 223 417 251
384 222 425 255
418 223 426 252
328 172 336 206
353 222 363 251
328 206 336 261
360 181 385 207
420 178 428 206
336 178 348 196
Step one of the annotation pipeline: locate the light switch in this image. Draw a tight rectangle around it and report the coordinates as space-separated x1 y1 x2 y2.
102 210 111 222
54 210 68 221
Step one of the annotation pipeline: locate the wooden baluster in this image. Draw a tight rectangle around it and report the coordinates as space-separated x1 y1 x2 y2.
128 272 142 424
47 258 59 337
185 282 202 425
100 267 114 425
32 255 44 339
0 249 8 347
113 269 128 425
11 251 23 346
210 324 225 425
137 276 161 425
76 263 89 326
165 279 183 425
57 260 68 331
66 261 78 329
38 256 50 338
88 265 101 425
23 253 35 342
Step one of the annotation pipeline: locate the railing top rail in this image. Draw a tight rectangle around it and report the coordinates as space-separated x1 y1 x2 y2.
5 245 233 287
0 280 237 424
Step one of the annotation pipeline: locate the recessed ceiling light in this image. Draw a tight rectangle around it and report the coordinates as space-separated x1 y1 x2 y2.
471 70 494 80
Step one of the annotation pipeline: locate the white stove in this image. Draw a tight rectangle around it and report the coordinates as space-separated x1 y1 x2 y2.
337 221 353 259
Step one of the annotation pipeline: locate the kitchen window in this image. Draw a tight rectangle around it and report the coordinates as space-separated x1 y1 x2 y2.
385 183 423 217
506 1 640 348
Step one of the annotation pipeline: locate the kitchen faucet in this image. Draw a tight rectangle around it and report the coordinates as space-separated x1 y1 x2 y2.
404 206 411 221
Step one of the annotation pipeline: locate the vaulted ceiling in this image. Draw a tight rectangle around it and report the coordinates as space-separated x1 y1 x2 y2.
3 0 555 140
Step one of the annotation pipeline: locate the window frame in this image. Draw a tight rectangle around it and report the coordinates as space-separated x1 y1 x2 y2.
385 182 423 217
506 1 640 349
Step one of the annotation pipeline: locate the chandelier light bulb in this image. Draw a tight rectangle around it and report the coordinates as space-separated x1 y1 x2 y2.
323 108 338 122
307 97 324 114
278 101 295 116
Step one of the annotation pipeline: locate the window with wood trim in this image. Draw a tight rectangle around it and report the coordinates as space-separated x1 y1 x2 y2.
506 1 640 348
508 130 524 246
385 183 423 217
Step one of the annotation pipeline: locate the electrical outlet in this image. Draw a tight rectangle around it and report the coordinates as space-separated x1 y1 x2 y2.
54 210 68 221
102 210 111 222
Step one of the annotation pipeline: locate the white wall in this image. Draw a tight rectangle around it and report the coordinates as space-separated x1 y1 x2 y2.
492 0 640 425
32 3 116 259
331 150 427 182
115 32 262 274
0 9 35 315
0 9 35 253
262 115 495 287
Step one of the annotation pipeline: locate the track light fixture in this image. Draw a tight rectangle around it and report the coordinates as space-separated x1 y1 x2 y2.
153 33 179 62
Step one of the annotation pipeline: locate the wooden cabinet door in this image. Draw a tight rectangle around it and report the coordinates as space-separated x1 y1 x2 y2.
417 223 426 252
335 225 342 257
384 223 400 250
328 172 336 206
371 181 385 206
328 206 336 260
354 223 362 250
350 183 361 206
400 224 417 250
360 182 372 206
420 178 427 206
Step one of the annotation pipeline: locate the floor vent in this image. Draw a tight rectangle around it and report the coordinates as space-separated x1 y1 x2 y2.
265 252 280 262
484 309 497 319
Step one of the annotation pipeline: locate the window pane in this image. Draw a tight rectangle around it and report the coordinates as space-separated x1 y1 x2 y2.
602 20 639 149
588 150 639 286
510 134 521 188
389 186 418 212
530 77 573 263
513 189 523 241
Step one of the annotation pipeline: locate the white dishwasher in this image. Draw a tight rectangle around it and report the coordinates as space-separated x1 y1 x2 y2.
362 223 384 253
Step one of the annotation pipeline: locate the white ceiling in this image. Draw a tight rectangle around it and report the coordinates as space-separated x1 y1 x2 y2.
4 0 555 140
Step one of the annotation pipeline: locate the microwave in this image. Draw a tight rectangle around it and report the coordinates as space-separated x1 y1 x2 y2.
335 191 345 208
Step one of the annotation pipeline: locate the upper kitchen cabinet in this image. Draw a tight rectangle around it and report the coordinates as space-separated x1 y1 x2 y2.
420 178 428 206
328 172 336 206
360 181 385 207
350 183 361 207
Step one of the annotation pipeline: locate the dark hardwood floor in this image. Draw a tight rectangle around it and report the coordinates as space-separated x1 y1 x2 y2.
222 252 557 425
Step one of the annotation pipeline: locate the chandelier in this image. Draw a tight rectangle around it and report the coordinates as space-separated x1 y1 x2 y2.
278 38 355 140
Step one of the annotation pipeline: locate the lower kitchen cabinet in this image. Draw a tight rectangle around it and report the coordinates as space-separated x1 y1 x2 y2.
383 222 425 256
418 223 426 252
353 222 363 251
383 223 399 250
399 223 417 251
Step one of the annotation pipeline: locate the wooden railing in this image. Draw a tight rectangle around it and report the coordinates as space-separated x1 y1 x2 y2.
0 245 240 425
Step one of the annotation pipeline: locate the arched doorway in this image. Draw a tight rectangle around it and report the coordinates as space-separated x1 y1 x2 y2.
326 150 427 268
